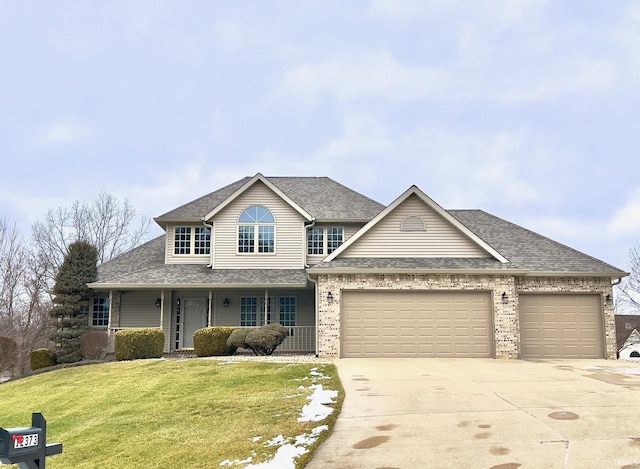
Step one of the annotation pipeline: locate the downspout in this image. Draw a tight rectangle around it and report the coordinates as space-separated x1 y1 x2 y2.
307 273 319 358
203 219 214 268
612 278 623 286
304 218 319 357
203 220 215 328
304 218 316 269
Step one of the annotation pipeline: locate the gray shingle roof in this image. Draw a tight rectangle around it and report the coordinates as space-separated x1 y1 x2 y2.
450 210 627 275
310 257 521 272
93 237 307 287
155 176 385 222
310 210 627 276
92 183 627 289
156 178 251 220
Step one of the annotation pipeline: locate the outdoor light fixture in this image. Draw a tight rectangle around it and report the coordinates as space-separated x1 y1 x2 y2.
223 298 229 308
155 298 161 308
327 292 334 303
501 292 509 304
605 294 613 306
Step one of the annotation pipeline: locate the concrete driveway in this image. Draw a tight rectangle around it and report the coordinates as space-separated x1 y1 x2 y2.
306 358 640 469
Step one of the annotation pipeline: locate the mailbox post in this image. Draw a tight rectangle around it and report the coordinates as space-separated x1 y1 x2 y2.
0 413 62 469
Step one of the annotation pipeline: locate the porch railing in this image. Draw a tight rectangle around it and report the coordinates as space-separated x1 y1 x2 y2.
233 326 315 353
108 326 315 354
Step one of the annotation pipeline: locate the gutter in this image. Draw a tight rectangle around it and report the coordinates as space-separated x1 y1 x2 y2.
87 282 308 290
307 267 528 276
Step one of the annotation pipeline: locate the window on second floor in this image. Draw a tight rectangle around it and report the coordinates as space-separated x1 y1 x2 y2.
307 227 343 255
174 226 211 255
238 206 275 254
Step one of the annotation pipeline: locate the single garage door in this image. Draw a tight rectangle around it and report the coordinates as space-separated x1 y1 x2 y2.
519 294 604 359
341 290 493 358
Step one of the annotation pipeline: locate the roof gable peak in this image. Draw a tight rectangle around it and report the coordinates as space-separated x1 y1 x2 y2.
324 185 509 263
203 173 313 221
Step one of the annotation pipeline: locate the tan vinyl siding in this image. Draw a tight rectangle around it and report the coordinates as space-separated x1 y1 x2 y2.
119 291 162 328
341 193 490 258
212 289 315 326
211 181 305 269
165 224 211 265
306 222 365 265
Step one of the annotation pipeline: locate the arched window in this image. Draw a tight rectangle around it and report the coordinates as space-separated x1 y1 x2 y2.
238 205 275 253
401 215 426 231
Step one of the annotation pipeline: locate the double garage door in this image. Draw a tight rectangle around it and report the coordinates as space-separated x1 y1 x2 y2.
341 291 604 359
341 291 493 358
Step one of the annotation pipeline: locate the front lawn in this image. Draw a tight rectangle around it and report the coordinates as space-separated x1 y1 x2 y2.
0 358 343 468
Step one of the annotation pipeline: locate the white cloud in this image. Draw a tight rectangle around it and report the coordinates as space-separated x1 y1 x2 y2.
38 118 94 145
501 58 616 104
369 0 549 29
279 51 447 104
608 187 640 236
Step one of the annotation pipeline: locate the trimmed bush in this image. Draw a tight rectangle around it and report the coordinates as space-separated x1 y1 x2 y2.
115 329 164 361
80 330 109 360
227 324 289 356
30 348 57 370
193 327 237 357
227 328 253 351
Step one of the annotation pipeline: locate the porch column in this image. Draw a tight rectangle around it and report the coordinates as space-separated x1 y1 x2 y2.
208 290 213 327
159 290 165 331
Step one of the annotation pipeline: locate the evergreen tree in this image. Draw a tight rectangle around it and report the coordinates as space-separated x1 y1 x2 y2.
50 241 98 363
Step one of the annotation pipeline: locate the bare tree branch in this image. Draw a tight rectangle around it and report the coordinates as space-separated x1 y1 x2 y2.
31 191 152 286
618 242 640 314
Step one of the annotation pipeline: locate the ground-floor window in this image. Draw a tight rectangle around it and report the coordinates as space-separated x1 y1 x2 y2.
279 297 296 326
241 297 276 325
240 297 258 326
92 297 110 326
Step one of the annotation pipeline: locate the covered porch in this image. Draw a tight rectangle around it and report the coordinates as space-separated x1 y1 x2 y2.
104 285 317 354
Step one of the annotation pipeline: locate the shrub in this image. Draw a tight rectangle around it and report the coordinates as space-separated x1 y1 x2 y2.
0 337 18 376
227 324 289 356
115 329 164 361
246 323 289 355
193 327 237 357
227 328 253 352
30 348 57 370
80 330 109 360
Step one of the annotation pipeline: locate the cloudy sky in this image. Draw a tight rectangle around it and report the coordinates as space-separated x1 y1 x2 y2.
1 1 639 271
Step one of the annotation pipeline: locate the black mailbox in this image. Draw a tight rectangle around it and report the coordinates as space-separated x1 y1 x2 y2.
0 413 62 469
0 426 43 461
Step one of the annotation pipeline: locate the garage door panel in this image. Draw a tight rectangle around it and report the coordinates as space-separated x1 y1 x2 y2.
342 291 492 358
519 294 603 359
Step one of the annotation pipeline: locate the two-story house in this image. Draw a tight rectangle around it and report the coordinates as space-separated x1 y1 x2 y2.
89 173 628 359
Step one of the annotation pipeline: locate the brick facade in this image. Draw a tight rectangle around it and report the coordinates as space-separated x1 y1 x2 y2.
316 273 615 359
516 276 615 359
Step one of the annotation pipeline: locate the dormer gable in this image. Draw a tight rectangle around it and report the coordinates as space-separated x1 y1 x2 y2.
204 173 313 223
325 186 508 262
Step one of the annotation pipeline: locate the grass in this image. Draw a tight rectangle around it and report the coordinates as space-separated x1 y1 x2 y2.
0 358 343 468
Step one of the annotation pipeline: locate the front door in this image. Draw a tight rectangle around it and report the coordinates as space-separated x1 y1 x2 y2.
182 298 207 349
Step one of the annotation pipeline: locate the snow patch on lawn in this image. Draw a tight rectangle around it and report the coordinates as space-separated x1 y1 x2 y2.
298 385 338 422
221 367 337 468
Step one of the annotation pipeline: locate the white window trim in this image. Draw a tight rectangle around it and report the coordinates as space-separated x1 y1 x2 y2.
173 226 211 256
307 226 344 256
237 206 277 255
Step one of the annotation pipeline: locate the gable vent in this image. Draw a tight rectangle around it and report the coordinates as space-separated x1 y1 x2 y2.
401 215 426 231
